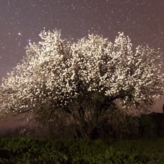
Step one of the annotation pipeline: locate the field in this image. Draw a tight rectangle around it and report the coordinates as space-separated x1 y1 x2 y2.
0 137 164 164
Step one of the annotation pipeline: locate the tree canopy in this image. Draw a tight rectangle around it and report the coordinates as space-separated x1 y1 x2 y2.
0 30 164 138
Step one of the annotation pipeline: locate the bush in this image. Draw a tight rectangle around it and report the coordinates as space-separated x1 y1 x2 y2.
138 114 157 137
111 111 139 139
0 137 164 164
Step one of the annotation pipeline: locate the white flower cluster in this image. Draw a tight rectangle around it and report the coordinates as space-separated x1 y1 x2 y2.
1 30 164 116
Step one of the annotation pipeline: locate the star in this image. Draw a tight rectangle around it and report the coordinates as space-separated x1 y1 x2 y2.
28 39 31 42
18 32 22 36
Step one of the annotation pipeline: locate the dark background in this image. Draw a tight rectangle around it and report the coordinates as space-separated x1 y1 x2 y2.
0 0 164 131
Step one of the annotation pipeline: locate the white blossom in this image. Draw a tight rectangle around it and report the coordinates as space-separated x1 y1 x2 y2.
0 30 164 118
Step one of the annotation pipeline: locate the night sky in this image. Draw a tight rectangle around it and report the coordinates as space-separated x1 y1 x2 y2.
0 0 164 115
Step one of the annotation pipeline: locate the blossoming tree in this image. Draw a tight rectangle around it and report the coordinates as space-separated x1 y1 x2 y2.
0 30 164 138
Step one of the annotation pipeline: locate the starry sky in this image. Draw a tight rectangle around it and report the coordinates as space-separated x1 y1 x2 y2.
0 0 164 114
